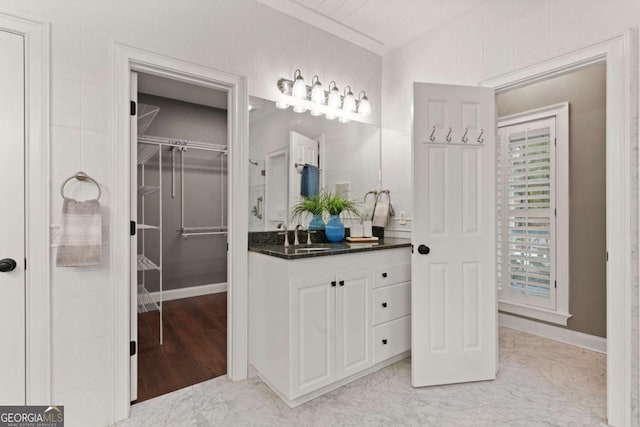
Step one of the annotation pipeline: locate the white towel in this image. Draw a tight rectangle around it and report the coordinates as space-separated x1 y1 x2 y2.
56 199 102 267
372 198 390 227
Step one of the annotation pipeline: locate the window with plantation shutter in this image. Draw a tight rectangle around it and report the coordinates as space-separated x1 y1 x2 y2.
498 115 561 314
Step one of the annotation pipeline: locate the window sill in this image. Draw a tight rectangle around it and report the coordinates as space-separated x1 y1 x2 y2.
498 300 572 326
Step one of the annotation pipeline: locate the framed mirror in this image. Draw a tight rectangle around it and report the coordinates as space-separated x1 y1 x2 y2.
248 96 381 231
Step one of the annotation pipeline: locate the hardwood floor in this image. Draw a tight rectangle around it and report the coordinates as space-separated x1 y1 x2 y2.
135 292 227 403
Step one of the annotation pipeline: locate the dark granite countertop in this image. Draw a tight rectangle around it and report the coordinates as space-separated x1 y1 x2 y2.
249 237 411 260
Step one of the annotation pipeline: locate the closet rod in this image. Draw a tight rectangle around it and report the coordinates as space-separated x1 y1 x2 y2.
139 135 228 153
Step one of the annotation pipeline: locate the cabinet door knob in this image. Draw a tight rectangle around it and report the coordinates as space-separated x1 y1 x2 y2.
331 281 336 287
381 302 387 308
382 339 388 345
339 280 344 286
382 272 388 278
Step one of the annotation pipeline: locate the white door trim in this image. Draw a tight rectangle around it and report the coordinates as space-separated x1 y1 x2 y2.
0 9 51 405
113 43 249 421
482 29 638 427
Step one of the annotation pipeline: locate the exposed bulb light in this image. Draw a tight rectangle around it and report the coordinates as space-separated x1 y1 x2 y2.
310 110 323 116
342 85 356 113
293 105 307 113
327 81 341 110
275 101 290 109
357 90 371 116
325 114 337 120
291 69 307 100
310 75 325 105
338 116 350 123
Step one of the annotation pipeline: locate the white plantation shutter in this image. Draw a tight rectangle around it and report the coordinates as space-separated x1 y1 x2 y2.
498 119 556 310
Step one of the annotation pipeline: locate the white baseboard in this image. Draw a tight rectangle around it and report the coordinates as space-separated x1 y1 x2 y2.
499 312 606 354
150 282 227 303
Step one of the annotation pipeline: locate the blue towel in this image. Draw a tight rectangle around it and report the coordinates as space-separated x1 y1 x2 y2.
301 164 319 198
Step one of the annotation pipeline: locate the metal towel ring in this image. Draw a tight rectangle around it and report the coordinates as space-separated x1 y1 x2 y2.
60 171 101 201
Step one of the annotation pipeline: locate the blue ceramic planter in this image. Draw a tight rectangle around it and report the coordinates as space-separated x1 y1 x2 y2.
308 214 325 230
325 214 345 242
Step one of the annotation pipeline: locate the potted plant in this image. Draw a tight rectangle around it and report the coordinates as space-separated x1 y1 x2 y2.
291 194 326 230
323 191 359 243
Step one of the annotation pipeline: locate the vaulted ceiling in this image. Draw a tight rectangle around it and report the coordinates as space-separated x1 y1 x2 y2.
257 0 484 55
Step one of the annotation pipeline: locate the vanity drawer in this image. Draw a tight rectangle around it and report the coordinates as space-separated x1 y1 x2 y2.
373 282 411 325
374 263 411 288
373 316 411 363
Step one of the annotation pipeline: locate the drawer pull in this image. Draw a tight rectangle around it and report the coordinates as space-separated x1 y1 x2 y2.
331 281 337 287
382 272 388 278
382 339 388 345
382 302 388 308
339 280 344 286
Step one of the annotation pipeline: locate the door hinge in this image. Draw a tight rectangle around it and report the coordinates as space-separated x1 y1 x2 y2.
130 221 136 236
24 258 27 270
554 280 557 289
606 251 609 262
130 100 136 116
130 341 136 356
411 244 414 254
554 208 557 217
227 242 229 251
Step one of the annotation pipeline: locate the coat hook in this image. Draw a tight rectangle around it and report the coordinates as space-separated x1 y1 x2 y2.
477 129 484 144
429 126 436 142
461 128 469 143
445 127 452 143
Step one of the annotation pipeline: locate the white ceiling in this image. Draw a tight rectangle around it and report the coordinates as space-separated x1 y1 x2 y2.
257 0 483 55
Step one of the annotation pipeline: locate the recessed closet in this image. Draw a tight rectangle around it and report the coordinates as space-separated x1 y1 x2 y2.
131 72 229 402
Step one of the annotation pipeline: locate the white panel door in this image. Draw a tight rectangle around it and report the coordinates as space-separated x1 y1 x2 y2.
0 30 26 404
288 131 318 225
291 274 336 398
129 71 138 402
412 83 496 387
335 270 372 380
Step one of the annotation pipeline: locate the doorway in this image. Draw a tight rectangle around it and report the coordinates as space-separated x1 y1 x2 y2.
131 72 230 402
113 44 249 419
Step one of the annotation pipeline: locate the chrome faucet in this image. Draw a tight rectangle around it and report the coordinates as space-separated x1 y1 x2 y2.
277 223 289 248
294 224 307 245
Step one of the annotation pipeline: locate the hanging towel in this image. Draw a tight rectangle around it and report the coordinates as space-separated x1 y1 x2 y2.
300 164 320 198
372 191 394 227
56 199 102 267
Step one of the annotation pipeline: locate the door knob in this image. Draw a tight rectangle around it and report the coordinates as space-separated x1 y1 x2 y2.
0 258 17 272
417 245 430 255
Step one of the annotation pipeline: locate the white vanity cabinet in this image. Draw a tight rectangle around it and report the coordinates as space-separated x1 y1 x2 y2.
249 247 410 407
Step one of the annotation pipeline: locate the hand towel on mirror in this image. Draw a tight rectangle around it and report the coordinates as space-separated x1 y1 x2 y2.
301 164 320 198
56 199 102 267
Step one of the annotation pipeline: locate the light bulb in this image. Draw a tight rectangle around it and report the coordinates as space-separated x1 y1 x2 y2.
292 69 307 100
325 114 337 120
310 109 323 116
311 75 325 105
293 105 307 113
275 101 289 109
338 116 350 123
357 91 371 116
327 81 341 110
342 86 356 113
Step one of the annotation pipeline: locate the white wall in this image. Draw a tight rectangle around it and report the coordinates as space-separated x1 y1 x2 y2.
0 1 380 425
380 0 640 235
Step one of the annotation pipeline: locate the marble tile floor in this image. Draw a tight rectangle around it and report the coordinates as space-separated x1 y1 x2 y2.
117 328 606 427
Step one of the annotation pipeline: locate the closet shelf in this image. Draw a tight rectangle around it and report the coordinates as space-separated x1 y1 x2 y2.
138 185 160 197
137 223 160 230
137 284 159 313
137 254 160 271
137 144 158 165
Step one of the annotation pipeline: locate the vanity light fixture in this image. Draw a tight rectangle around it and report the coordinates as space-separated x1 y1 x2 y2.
276 70 371 122
310 75 325 116
342 86 356 113
291 69 306 100
357 90 371 116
